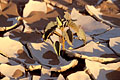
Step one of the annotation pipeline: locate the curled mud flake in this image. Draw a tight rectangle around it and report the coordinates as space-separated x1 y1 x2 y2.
12 69 24 79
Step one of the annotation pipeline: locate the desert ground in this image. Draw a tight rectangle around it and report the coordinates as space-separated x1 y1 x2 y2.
0 0 120 80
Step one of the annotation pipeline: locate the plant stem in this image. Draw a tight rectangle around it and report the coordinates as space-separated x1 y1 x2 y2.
62 36 65 50
54 31 62 37
61 27 65 50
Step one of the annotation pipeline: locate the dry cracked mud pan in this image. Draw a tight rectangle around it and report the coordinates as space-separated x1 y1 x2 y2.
0 0 120 80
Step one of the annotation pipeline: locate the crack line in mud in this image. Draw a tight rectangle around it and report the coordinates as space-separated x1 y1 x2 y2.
107 40 120 57
84 68 96 80
90 27 112 37
22 42 52 68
